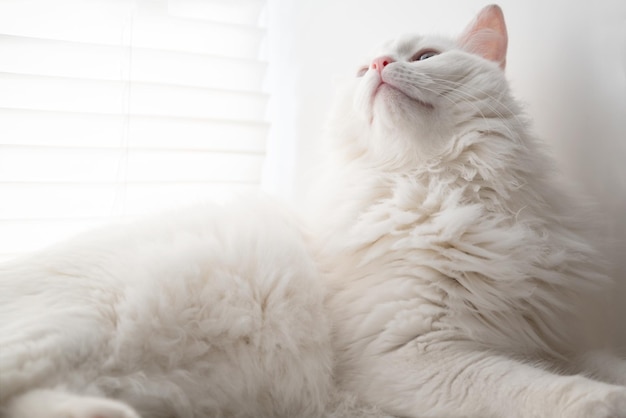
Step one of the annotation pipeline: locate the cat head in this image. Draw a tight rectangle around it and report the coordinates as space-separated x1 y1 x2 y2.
329 5 520 169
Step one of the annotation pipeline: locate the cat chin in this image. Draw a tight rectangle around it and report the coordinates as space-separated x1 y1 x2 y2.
352 72 434 128
374 83 434 111
370 86 433 131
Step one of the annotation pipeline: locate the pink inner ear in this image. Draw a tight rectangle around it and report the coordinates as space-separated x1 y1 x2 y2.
459 4 508 69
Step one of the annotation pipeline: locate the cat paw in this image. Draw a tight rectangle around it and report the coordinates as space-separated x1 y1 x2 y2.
52 397 141 418
564 387 626 418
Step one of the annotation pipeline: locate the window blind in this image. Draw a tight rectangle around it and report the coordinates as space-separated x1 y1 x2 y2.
0 0 269 261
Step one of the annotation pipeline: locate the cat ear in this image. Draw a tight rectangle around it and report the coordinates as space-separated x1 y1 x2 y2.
458 4 508 69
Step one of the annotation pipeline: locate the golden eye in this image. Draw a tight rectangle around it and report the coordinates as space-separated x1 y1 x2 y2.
411 50 439 61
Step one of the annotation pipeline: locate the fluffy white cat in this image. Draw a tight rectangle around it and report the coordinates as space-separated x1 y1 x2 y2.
306 4 626 418
2 4 625 418
0 197 336 418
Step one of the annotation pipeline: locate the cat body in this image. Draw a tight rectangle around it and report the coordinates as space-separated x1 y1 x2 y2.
306 5 626 418
0 198 333 418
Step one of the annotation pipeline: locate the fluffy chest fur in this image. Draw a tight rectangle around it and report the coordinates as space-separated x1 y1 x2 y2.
306 15 615 386
321 166 604 367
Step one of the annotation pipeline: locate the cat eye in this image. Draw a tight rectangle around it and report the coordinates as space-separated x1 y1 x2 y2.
356 66 368 77
411 50 439 61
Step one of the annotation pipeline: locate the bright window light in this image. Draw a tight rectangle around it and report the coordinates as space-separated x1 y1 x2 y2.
0 0 270 261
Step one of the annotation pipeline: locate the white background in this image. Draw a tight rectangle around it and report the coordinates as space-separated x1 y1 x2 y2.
265 0 626 348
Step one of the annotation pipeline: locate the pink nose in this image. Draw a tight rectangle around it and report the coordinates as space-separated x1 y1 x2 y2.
371 56 394 75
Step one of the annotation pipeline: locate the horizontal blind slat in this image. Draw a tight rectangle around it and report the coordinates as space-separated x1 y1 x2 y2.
0 219 114 254
0 254 19 264
0 147 265 183
0 108 269 151
0 35 267 91
0 73 269 120
0 1 265 59
168 0 266 26
0 182 259 220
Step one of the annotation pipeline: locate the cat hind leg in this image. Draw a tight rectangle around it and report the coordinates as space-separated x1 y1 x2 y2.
2 389 141 418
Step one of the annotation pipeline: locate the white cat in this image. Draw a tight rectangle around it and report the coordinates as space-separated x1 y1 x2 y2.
306 4 626 418
0 197 336 418
2 4 626 418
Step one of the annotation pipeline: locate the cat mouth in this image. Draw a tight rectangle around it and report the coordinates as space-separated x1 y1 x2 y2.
374 81 434 109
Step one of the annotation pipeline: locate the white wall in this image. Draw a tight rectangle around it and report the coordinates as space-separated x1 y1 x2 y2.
266 0 626 347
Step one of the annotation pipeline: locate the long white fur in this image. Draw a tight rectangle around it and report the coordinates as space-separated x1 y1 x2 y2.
306 5 626 418
0 196 335 418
